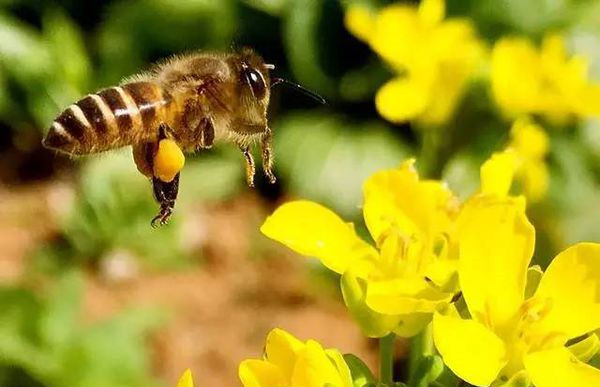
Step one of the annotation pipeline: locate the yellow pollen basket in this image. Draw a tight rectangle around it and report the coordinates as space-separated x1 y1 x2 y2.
153 139 185 183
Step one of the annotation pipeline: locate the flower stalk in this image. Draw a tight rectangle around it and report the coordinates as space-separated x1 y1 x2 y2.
379 333 396 385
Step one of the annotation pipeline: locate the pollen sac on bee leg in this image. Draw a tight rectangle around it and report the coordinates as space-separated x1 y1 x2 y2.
153 139 185 183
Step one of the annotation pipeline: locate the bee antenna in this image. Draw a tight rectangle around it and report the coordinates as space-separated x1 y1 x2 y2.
271 78 326 105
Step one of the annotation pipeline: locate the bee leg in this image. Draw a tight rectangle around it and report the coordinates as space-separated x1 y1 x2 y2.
240 146 255 187
261 126 276 184
151 172 180 228
132 142 157 178
198 117 215 149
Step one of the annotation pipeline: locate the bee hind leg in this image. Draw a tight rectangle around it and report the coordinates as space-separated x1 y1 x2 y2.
261 126 276 184
151 173 180 228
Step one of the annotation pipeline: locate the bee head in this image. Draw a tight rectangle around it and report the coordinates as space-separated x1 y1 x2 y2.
237 48 273 103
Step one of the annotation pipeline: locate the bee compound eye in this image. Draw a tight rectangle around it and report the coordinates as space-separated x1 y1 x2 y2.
245 68 266 99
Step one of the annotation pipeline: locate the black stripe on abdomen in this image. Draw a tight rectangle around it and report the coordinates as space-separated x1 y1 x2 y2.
122 82 158 128
55 109 87 142
76 95 108 135
98 87 133 132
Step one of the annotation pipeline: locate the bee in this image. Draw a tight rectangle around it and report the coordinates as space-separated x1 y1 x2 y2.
42 48 323 227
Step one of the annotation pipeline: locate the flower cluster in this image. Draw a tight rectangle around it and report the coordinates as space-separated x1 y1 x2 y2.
239 328 352 387
345 0 484 125
256 152 600 386
174 329 352 387
492 35 600 121
261 159 459 338
345 0 600 126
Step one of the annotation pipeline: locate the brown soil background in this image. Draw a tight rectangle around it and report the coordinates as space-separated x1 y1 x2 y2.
0 183 385 387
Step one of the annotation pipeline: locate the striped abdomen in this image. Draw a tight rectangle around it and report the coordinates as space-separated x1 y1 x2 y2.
43 82 173 155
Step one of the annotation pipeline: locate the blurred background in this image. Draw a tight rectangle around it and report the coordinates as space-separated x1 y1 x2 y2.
0 0 599 386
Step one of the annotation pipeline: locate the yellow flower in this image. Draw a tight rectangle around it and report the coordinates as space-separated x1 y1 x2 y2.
508 118 550 202
482 118 550 202
238 328 353 387
176 369 194 387
261 160 459 337
491 34 600 121
345 0 484 125
433 195 600 386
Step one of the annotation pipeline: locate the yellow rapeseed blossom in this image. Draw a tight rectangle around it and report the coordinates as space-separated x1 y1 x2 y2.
176 369 194 387
508 118 550 202
153 139 185 182
433 195 600 386
483 118 550 202
261 160 459 337
491 34 600 121
344 0 484 125
238 328 353 387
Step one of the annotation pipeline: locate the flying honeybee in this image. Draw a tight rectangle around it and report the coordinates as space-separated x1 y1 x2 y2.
42 48 324 227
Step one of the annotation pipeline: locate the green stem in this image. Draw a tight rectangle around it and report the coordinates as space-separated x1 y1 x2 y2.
408 323 434 381
418 126 445 179
379 333 395 385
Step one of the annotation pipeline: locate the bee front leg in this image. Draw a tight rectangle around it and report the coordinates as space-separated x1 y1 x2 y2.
240 146 256 187
198 116 215 149
151 173 180 228
261 126 276 184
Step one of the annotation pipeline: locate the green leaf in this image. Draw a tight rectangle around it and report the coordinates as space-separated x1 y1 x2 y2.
524 265 543 299
568 333 600 363
407 355 444 387
275 113 408 219
242 0 290 16
43 9 90 92
283 0 336 96
344 353 376 387
39 271 82 348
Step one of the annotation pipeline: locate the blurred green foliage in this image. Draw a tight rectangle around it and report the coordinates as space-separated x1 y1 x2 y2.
0 272 164 387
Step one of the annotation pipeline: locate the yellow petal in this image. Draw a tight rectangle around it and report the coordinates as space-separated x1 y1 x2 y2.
533 243 600 339
344 4 375 42
456 195 534 330
375 77 430 123
392 312 432 338
261 201 377 274
341 270 402 338
363 160 456 244
239 359 286 387
491 37 541 117
418 0 445 27
370 5 420 68
480 151 517 197
265 328 304 380
153 139 185 182
509 117 549 159
524 347 600 387
433 312 507 387
325 349 354 387
540 34 567 80
176 369 194 387
291 340 345 387
519 159 548 202
366 277 453 315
